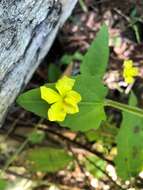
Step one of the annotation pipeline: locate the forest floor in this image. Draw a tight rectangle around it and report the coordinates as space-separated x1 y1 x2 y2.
1 0 143 189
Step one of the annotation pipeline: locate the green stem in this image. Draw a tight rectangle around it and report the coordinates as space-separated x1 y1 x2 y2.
79 0 88 12
105 99 143 117
2 139 29 172
133 24 141 44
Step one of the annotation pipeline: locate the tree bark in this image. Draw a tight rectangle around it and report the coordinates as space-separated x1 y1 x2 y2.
0 0 78 126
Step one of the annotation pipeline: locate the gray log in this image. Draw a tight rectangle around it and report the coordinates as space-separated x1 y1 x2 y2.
0 0 78 126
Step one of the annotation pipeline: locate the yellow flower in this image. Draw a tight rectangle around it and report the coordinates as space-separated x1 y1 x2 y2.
40 76 81 122
123 60 139 84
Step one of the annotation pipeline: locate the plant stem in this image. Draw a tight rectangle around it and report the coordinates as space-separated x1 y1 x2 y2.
81 99 143 118
79 0 88 12
84 155 125 190
105 99 143 117
2 118 44 172
2 139 29 172
133 24 141 44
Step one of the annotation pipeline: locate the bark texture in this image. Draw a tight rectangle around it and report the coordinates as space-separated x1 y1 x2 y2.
0 0 78 126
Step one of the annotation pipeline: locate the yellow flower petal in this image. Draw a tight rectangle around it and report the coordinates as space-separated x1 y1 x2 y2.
64 90 82 106
56 76 75 96
123 60 139 84
63 103 79 114
48 102 66 121
41 76 82 121
40 86 61 104
125 77 134 84
124 60 133 69
130 68 139 76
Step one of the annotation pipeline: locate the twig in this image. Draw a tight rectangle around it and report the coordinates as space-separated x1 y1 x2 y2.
113 8 141 43
37 126 114 166
113 8 130 22
94 0 110 4
4 111 26 140
6 169 31 180
69 146 92 189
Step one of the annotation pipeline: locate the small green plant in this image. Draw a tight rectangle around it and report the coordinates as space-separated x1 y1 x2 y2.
17 25 143 181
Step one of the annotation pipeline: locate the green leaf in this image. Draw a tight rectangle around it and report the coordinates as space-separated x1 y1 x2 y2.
27 147 72 172
28 130 45 144
86 122 118 143
17 83 54 119
60 75 107 131
73 75 107 102
73 52 83 61
17 75 107 131
116 113 143 180
130 7 138 18
61 103 105 131
48 64 61 82
60 52 83 65
60 54 73 65
17 88 49 119
115 94 143 180
80 25 109 77
129 92 137 106
0 179 7 190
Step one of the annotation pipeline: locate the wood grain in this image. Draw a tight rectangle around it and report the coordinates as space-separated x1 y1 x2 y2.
0 0 78 126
